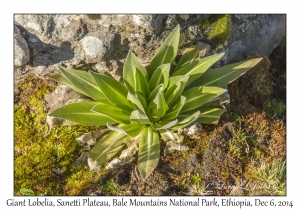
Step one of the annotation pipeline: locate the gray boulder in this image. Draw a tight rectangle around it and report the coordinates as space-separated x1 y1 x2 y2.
225 14 286 64
14 25 30 66
14 14 286 75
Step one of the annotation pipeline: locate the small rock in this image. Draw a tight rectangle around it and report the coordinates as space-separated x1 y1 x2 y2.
94 61 110 72
76 129 109 150
76 152 88 166
81 36 106 58
14 25 30 66
76 133 97 150
88 157 102 173
164 141 189 156
178 14 189 21
187 123 202 136
44 84 88 112
132 15 153 27
154 15 165 33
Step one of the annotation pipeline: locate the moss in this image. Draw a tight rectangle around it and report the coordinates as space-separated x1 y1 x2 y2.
65 167 103 195
179 15 232 49
101 178 119 195
178 30 189 47
86 14 101 20
265 99 286 117
191 173 201 184
200 14 232 48
197 112 286 195
179 30 196 48
14 74 108 195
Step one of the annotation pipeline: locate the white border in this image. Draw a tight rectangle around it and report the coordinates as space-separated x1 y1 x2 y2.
3 1 298 209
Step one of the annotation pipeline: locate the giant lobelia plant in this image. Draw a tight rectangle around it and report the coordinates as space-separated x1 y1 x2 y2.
47 25 262 180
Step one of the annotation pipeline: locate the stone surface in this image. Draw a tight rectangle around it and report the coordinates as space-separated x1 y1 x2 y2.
43 85 91 136
81 36 106 58
44 84 88 112
14 25 30 66
224 14 286 64
14 14 286 77
187 123 203 136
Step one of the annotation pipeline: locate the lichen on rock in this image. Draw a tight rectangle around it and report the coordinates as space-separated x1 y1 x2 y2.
81 36 106 58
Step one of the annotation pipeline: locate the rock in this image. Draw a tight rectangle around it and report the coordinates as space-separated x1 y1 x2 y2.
224 14 286 64
44 84 89 112
164 141 189 156
76 129 110 150
187 123 203 136
43 85 91 136
76 152 89 166
14 25 30 66
14 14 286 73
88 157 101 173
81 36 106 58
76 133 97 150
132 15 153 27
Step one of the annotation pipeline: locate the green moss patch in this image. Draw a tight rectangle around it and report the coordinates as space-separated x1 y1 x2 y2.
200 14 232 48
14 74 107 195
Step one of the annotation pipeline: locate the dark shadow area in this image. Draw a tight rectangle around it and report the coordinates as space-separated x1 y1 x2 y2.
103 33 130 76
15 25 74 67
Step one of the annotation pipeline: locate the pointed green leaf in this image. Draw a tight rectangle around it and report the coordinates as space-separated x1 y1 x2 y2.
89 132 128 166
91 103 131 124
167 75 189 90
56 67 109 103
20 188 35 196
148 84 164 102
138 126 160 180
135 91 148 110
107 122 145 137
147 89 168 119
45 72 74 89
181 86 227 113
173 53 224 87
173 45 199 73
200 92 230 108
196 108 225 124
162 96 186 121
130 110 151 125
164 76 188 106
147 25 180 78
172 111 201 130
134 66 150 97
122 51 150 98
153 119 178 130
155 91 168 119
123 51 148 94
188 57 263 88
149 63 170 91
48 102 116 126
89 71 133 111
127 92 146 113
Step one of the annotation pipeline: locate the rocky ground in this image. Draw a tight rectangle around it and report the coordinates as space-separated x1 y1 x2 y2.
14 14 286 196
